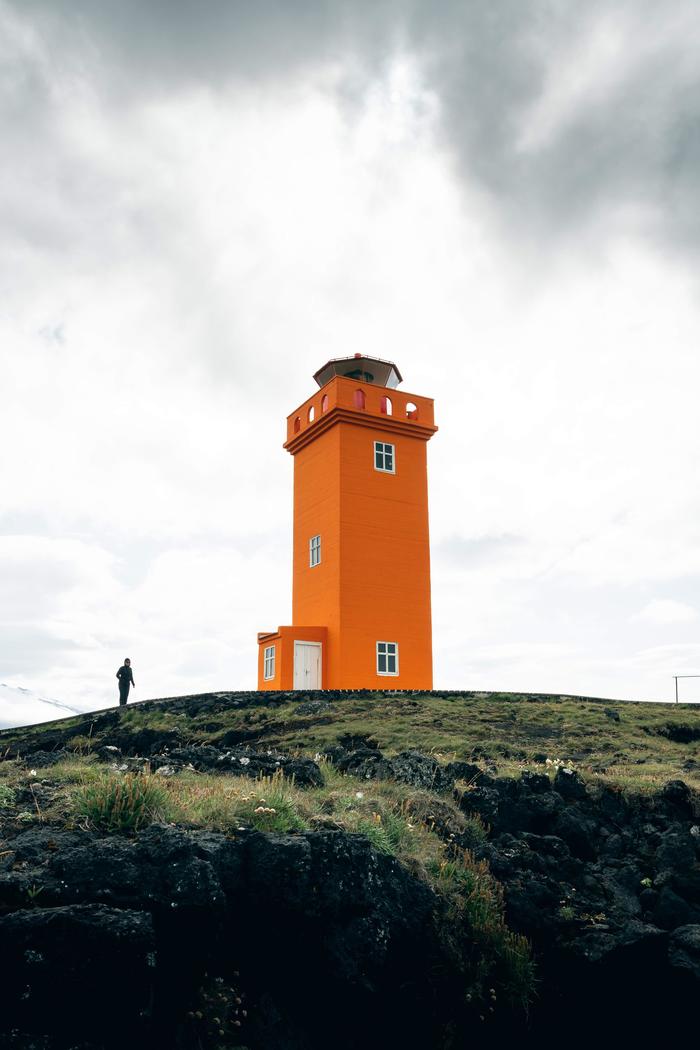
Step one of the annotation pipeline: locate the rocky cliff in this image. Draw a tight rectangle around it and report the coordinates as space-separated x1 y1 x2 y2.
1 689 699 1047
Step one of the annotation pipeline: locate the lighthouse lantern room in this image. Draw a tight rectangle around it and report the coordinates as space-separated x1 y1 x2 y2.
257 354 437 690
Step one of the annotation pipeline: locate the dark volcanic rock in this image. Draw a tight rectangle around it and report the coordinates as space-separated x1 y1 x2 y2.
0 904 155 1042
553 766 587 800
293 699 333 716
387 750 453 791
661 779 695 817
656 722 700 744
332 746 392 780
0 825 468 1050
457 784 502 824
153 744 323 787
20 750 70 769
669 925 700 979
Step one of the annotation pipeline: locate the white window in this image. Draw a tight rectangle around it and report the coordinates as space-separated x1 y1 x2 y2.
263 645 276 680
309 534 321 567
374 441 395 473
376 641 399 676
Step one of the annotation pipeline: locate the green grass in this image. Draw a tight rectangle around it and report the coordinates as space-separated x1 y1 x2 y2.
428 853 535 1010
74 773 174 832
2 690 699 793
0 784 16 808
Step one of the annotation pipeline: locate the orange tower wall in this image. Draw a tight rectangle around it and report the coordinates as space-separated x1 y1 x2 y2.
283 375 436 690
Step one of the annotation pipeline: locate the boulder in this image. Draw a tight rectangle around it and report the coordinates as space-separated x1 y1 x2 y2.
553 767 587 800
669 925 700 979
388 750 452 791
661 779 694 818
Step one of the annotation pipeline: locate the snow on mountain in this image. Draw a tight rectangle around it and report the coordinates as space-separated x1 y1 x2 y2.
0 684 81 730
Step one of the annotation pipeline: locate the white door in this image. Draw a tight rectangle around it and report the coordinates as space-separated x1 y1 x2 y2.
293 641 322 690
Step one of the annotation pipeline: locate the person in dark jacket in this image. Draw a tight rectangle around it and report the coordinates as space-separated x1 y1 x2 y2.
116 658 135 706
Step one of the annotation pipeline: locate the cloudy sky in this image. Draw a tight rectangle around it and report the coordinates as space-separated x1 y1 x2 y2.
2 0 700 718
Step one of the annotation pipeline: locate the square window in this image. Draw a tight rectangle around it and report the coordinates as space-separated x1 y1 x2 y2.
376 641 399 676
263 645 276 680
374 441 395 473
309 534 321 567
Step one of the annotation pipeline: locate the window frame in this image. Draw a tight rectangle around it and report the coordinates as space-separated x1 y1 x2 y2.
374 440 395 474
263 645 276 681
376 641 399 676
309 534 321 567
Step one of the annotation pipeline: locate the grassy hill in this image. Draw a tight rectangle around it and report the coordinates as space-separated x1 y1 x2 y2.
1 689 699 1046
2 688 699 792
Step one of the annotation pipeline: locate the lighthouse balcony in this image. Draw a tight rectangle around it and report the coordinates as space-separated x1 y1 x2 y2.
285 375 436 450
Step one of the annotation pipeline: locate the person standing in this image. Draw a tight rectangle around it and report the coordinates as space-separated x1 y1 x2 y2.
116 658 135 706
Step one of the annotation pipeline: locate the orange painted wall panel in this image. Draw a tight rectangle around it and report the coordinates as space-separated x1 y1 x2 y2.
337 422 432 688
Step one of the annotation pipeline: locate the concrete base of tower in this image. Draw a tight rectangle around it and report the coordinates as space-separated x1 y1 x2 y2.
256 626 327 690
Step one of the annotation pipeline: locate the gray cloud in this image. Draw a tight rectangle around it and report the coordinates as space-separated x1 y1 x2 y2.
3 0 700 712
10 0 700 259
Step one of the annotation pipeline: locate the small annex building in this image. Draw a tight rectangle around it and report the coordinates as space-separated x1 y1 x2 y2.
257 354 437 690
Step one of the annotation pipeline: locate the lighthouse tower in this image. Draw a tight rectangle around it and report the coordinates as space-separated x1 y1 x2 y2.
257 354 437 690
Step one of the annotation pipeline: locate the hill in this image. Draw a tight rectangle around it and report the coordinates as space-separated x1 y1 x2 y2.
0 683 80 730
1 689 699 1048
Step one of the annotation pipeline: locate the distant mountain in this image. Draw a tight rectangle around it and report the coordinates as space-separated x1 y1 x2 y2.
0 683 81 730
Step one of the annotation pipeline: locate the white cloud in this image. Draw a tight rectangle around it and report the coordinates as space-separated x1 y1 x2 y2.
2 3 700 720
634 599 699 625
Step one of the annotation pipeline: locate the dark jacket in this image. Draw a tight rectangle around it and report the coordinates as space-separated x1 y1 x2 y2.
116 665 134 689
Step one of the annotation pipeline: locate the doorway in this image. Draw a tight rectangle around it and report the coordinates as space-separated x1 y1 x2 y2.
293 641 322 690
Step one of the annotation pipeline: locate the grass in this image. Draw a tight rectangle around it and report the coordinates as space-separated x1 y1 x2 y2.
0 784 16 808
429 853 535 1011
74 773 174 832
3 689 697 794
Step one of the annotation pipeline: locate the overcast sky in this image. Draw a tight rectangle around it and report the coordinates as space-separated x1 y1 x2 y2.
2 0 700 718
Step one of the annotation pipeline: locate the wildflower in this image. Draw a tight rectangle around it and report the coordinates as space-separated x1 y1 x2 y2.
239 757 250 766
355 791 364 799
29 770 37 777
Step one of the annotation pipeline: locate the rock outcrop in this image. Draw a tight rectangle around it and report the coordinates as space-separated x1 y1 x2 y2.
0 823 474 1049
1 698 700 1046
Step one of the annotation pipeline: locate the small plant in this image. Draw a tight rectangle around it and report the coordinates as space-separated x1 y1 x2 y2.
74 774 172 832
356 814 395 855
0 784 16 809
26 883 44 906
234 773 308 833
69 733 94 755
461 814 489 851
558 905 576 922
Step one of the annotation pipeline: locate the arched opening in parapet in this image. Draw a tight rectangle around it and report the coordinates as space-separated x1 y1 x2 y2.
354 389 366 409
321 394 329 413
308 405 315 423
380 396 393 416
406 401 418 420
293 416 301 433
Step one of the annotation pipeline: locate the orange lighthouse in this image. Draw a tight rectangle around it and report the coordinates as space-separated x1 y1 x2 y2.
257 354 437 690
